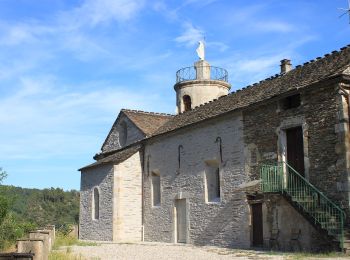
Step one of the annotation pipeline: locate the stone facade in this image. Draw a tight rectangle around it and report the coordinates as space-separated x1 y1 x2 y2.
102 113 145 153
243 81 349 214
113 151 143 242
261 194 331 252
80 164 114 241
80 152 143 242
80 45 350 252
143 113 251 248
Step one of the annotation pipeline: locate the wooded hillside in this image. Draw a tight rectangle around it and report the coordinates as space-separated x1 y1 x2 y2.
0 185 79 227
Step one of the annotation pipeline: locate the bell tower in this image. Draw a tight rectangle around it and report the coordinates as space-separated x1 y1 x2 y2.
174 41 231 114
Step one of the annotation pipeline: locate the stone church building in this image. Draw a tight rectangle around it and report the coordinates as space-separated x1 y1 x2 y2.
79 44 350 252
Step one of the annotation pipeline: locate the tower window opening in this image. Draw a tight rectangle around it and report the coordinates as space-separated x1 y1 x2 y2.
183 95 192 111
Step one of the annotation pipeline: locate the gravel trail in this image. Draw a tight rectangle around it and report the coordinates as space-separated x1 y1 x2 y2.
68 242 290 260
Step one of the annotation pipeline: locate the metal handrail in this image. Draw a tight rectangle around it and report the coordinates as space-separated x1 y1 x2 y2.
260 162 345 250
284 162 344 215
176 66 228 83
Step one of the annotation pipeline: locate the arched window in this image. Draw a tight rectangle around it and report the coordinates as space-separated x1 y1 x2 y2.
92 188 100 220
183 95 192 111
119 121 128 147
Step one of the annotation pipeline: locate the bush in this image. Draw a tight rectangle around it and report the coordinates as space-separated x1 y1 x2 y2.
0 196 8 225
0 213 36 251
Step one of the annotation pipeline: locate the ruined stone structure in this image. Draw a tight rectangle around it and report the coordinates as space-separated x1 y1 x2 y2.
80 44 350 252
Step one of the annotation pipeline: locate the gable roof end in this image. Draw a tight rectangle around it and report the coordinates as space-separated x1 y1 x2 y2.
121 109 173 137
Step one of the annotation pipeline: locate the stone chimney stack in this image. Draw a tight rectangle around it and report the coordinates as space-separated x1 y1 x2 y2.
280 59 292 74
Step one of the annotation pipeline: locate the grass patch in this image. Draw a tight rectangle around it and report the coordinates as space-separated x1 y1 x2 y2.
49 249 84 260
264 250 347 259
76 240 99 246
52 232 99 250
52 234 78 249
288 251 347 259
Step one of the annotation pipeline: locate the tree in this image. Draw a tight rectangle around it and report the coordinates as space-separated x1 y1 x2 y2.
0 168 8 225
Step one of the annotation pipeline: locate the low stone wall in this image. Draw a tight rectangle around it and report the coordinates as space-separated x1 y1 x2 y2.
2 225 56 260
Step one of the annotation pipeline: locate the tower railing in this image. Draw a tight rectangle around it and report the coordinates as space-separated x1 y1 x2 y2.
176 66 228 83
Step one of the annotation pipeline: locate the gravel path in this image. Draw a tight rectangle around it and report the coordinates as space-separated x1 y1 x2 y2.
67 242 291 260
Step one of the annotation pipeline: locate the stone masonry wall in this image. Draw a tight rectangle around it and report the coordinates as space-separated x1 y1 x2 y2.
262 194 331 252
143 112 251 248
243 82 349 210
80 164 114 241
113 151 143 242
102 114 145 153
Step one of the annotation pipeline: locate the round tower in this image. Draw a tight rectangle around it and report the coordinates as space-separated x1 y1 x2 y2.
174 43 231 114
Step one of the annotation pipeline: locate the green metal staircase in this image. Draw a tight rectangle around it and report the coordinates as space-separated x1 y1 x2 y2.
260 162 346 250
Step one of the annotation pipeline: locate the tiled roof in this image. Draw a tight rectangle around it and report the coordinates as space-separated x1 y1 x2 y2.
79 144 141 171
121 109 173 136
152 45 350 137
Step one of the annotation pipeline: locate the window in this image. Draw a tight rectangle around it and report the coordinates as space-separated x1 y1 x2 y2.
119 121 128 146
151 172 161 206
183 95 192 111
92 188 100 220
281 94 301 110
205 163 221 202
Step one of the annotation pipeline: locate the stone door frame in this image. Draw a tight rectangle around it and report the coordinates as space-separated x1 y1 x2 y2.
172 192 190 244
276 117 310 180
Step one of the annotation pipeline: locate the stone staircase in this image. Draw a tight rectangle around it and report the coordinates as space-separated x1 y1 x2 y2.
260 163 347 252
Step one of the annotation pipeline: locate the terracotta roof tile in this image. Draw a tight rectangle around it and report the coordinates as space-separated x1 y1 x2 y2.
79 144 141 171
121 109 173 136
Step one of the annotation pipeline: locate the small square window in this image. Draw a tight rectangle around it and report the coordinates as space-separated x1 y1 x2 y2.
281 94 301 110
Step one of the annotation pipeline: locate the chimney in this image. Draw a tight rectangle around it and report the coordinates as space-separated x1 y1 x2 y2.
280 59 292 74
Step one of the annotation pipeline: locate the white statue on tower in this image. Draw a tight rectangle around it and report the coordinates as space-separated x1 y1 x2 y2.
196 41 205 60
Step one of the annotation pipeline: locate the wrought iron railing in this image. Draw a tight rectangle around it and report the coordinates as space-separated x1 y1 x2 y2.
260 162 345 250
260 164 284 192
176 66 228 83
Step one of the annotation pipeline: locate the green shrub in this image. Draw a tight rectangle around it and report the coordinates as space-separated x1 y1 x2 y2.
0 213 36 251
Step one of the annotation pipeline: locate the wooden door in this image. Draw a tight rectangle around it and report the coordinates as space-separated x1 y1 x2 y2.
252 203 263 247
286 127 305 176
176 199 187 243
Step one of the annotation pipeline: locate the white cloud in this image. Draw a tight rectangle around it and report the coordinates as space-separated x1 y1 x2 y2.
183 0 218 8
0 0 146 65
223 4 296 34
206 41 229 52
60 0 145 29
0 75 170 161
175 23 204 47
254 21 295 33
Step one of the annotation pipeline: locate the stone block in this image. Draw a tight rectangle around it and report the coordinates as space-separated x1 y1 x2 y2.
45 225 56 242
29 230 51 254
17 239 45 260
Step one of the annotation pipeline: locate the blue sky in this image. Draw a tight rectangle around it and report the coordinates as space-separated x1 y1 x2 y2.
0 0 350 190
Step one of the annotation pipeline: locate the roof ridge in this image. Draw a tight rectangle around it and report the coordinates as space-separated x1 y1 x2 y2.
151 42 350 137
176 44 350 116
121 108 174 117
